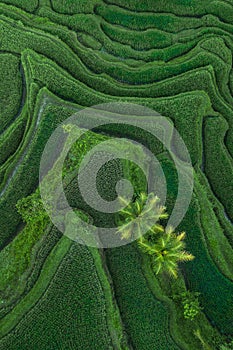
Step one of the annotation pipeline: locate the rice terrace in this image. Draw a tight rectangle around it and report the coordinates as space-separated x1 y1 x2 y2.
0 0 233 349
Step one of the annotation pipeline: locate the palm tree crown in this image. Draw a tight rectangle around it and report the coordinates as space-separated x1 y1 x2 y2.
116 192 194 278
116 192 168 240
138 226 194 278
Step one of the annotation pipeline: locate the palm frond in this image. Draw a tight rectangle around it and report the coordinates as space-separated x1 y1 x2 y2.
178 251 195 261
138 241 153 255
176 231 186 241
118 195 130 206
167 266 178 278
152 260 163 275
151 224 164 233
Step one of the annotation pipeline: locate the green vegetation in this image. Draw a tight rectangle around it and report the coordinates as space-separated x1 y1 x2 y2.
178 291 202 321
203 115 233 220
0 53 22 133
0 189 49 300
0 0 38 12
50 0 99 14
138 227 194 278
0 0 233 348
220 340 233 350
116 192 194 278
116 192 168 240
193 328 213 350
105 243 180 350
0 239 123 349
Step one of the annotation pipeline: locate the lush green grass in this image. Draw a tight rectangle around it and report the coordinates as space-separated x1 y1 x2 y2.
0 0 233 348
105 242 180 350
64 131 149 229
203 115 233 221
22 50 213 165
0 53 22 134
195 171 233 281
0 113 27 167
0 226 61 319
159 154 233 335
103 0 233 21
0 0 38 12
183 199 233 335
95 4 202 32
0 237 126 349
0 236 71 338
141 254 222 350
101 21 174 50
0 109 148 306
0 89 74 248
36 6 201 62
50 0 99 14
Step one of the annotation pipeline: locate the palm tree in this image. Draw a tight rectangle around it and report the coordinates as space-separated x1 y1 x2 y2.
116 192 194 278
116 192 168 240
138 226 194 278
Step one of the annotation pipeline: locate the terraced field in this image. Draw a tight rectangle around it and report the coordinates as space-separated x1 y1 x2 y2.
0 0 233 349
